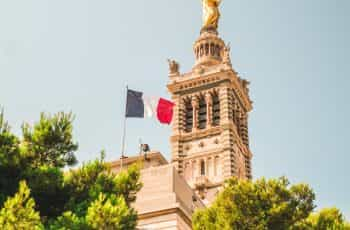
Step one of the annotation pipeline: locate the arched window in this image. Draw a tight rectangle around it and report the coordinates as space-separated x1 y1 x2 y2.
185 99 193 132
207 157 212 177
210 43 215 56
212 93 220 126
205 43 209 56
200 160 205 176
193 161 197 178
198 96 207 130
215 45 220 57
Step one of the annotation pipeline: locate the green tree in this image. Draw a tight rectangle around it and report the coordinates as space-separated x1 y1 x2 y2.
0 111 78 222
64 155 142 217
24 166 69 220
48 159 142 230
0 181 43 230
0 111 78 213
193 177 316 230
22 112 78 168
305 208 350 230
0 110 142 229
48 211 88 230
0 110 22 205
86 193 137 230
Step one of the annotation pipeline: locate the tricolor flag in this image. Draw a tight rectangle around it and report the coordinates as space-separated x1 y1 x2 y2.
125 89 175 125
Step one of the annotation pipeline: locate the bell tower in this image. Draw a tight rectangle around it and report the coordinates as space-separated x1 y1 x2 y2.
167 25 253 204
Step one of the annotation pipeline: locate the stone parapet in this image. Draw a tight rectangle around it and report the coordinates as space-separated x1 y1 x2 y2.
133 164 204 230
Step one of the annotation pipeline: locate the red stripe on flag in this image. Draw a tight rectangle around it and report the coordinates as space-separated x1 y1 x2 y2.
156 98 175 124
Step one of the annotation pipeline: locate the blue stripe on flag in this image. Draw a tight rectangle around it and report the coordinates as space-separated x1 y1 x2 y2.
125 89 144 118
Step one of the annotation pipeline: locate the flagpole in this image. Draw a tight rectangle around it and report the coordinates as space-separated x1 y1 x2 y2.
121 116 127 158
120 85 128 171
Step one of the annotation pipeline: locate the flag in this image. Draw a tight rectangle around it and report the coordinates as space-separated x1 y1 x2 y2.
125 89 175 124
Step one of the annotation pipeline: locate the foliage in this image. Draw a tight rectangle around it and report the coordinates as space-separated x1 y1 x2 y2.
0 109 142 229
64 155 142 217
1 109 350 229
48 211 88 230
86 193 137 230
193 177 316 230
63 154 108 216
0 181 43 230
46 157 141 230
0 110 22 205
301 208 350 230
24 166 69 220
0 110 20 167
0 111 76 221
22 112 78 168
49 157 141 229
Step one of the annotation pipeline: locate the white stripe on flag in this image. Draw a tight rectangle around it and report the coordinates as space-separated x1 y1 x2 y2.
142 95 159 118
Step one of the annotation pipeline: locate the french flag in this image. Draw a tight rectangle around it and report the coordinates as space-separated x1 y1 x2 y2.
125 89 175 125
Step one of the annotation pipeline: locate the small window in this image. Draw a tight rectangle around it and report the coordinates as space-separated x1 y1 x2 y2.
185 100 193 132
214 156 219 176
212 93 220 126
198 96 207 130
200 160 205 176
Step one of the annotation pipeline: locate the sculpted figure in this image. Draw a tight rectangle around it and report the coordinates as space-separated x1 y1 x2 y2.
167 59 180 74
223 43 232 66
202 0 222 29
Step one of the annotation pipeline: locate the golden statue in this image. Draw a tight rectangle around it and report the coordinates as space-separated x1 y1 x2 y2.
202 0 222 29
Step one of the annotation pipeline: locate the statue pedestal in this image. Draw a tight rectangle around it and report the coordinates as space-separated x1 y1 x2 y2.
200 25 218 35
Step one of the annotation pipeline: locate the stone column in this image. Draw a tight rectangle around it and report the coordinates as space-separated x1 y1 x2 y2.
205 92 213 128
171 95 181 135
170 96 182 175
240 113 249 147
234 102 240 130
219 87 230 126
245 156 252 180
205 158 209 177
179 100 186 134
207 157 211 177
191 160 194 180
192 97 199 131
198 160 201 177
217 86 232 179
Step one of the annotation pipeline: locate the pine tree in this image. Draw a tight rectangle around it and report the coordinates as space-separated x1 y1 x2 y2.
86 193 137 230
0 181 43 230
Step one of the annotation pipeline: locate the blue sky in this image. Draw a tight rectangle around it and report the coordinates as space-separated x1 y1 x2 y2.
0 0 349 219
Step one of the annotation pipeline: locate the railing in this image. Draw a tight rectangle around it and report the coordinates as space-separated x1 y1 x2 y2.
195 175 209 188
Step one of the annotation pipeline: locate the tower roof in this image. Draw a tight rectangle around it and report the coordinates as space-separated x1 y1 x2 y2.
193 27 226 67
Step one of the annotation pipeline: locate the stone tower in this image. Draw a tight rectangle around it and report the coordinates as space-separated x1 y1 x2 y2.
167 27 253 204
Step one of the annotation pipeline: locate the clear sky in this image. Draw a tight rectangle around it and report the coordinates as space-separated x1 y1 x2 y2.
0 0 349 219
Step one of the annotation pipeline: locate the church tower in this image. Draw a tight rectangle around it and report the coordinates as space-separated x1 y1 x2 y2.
167 6 253 204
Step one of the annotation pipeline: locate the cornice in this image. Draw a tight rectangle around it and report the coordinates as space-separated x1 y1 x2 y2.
170 124 253 159
110 151 168 168
137 207 192 227
167 68 253 112
181 149 224 160
221 123 253 159
228 70 253 112
170 126 221 142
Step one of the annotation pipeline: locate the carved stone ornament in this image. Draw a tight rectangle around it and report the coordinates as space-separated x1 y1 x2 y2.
167 59 180 74
214 138 219 144
223 43 232 66
194 66 205 74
